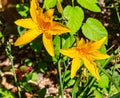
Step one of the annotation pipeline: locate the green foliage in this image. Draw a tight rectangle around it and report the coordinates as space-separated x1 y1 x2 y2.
43 0 56 9
20 72 38 92
77 0 101 12
53 35 61 57
24 58 33 66
61 34 75 49
82 18 108 44
2 0 120 97
30 36 43 53
37 87 54 98
0 32 3 38
97 74 109 88
0 88 14 98
43 0 62 9
38 62 48 73
16 3 29 17
63 70 75 89
94 90 104 98
63 6 84 34
17 26 27 35
20 82 33 92
0 20 4 44
31 72 38 81
110 92 120 98
53 34 75 63
37 88 47 98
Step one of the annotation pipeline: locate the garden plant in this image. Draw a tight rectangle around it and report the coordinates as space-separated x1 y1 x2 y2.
0 0 120 98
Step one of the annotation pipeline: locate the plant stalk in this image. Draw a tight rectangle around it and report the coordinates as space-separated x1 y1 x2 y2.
72 0 74 7
58 60 64 98
6 42 21 98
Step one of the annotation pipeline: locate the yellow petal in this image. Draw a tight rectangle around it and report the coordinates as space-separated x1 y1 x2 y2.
60 48 78 58
43 34 54 56
44 9 54 19
91 51 109 60
30 0 41 23
82 57 100 80
15 19 37 29
91 37 106 50
49 22 70 35
77 38 85 47
71 58 81 78
14 29 42 46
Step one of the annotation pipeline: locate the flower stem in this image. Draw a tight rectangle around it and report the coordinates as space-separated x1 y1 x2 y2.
72 0 74 7
114 2 120 23
56 0 63 14
5 42 21 98
58 60 64 98
62 59 70 86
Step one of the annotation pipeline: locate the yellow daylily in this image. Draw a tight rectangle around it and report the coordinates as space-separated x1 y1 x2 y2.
60 37 109 80
14 0 70 56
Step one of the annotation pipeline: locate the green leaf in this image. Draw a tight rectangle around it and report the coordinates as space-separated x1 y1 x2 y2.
53 35 60 56
16 3 29 17
109 92 120 98
17 26 27 36
43 0 56 9
30 36 42 53
77 0 101 12
62 70 75 88
37 88 47 98
24 83 32 92
0 20 2 24
63 6 84 34
82 17 108 44
38 62 48 73
94 90 104 98
62 34 75 49
43 0 63 9
31 72 38 81
52 35 61 63
0 32 3 38
24 58 33 66
0 88 14 98
112 71 120 87
97 74 109 88
53 34 75 63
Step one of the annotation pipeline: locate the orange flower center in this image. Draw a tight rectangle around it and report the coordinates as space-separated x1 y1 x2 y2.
76 45 90 57
37 15 52 32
